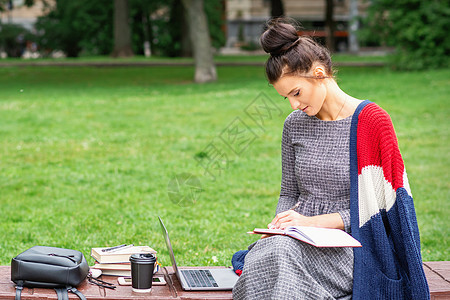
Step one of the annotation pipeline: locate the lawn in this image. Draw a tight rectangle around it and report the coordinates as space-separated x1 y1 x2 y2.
0 62 448 267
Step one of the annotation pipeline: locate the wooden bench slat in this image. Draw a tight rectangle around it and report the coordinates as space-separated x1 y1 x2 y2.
425 261 450 280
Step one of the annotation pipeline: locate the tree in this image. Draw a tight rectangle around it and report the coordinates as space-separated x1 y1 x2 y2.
111 0 133 57
181 0 217 83
130 0 224 58
165 0 192 57
36 0 113 57
14 0 223 59
324 0 335 52
270 0 284 18
363 0 449 70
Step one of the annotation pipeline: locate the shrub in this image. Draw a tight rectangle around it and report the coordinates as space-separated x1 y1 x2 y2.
363 0 450 70
35 0 113 57
0 23 34 57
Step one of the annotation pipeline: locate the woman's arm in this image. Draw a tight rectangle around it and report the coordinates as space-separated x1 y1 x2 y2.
276 116 301 214
269 210 345 230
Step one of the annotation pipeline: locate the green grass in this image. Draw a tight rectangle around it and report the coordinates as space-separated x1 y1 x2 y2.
0 64 448 267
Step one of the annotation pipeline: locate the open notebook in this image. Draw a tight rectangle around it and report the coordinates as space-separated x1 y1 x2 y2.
250 226 361 247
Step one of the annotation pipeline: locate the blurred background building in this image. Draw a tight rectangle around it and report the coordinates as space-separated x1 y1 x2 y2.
225 0 368 52
0 0 49 30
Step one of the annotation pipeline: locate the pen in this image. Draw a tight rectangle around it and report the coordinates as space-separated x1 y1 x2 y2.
108 244 134 253
268 201 301 229
102 244 127 252
289 201 301 211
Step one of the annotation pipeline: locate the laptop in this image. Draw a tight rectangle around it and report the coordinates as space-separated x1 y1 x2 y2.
158 216 239 291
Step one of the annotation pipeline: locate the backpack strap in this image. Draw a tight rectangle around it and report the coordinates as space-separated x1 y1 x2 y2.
67 286 87 300
14 281 24 300
54 288 69 300
14 282 85 300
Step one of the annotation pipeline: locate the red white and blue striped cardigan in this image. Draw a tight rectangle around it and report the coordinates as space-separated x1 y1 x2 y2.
350 100 429 299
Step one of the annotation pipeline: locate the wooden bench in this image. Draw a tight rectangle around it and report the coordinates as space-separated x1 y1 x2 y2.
0 263 448 299
423 261 450 299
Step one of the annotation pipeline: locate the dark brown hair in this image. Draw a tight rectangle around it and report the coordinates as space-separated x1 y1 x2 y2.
260 18 333 83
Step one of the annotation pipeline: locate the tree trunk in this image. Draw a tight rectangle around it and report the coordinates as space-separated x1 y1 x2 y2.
180 4 192 57
325 0 335 52
170 0 192 57
112 0 134 57
348 0 359 53
271 0 284 18
181 0 217 83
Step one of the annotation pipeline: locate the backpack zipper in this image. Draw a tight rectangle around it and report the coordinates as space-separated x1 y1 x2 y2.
48 253 77 263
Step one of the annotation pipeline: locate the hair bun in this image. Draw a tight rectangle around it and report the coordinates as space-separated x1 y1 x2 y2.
260 20 300 56
261 18 333 83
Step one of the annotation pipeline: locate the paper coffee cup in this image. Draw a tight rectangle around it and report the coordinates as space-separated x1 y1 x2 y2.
130 253 156 293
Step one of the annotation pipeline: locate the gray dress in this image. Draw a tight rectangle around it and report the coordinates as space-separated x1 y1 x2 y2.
233 111 354 300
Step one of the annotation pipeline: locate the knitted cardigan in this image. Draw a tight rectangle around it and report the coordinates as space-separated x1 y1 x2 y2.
350 100 429 299
232 100 430 299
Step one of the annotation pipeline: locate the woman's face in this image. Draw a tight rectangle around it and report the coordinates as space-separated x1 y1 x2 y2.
272 75 327 116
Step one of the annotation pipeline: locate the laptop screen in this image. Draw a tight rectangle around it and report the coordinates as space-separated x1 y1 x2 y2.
158 216 180 275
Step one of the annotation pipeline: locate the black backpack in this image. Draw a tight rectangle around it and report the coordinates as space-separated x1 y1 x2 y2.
11 246 89 300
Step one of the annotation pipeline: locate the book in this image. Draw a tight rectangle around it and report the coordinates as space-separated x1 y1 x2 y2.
250 226 362 248
91 246 157 264
96 269 131 277
92 262 131 270
90 262 159 277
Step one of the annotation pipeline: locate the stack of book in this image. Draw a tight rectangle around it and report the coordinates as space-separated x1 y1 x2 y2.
90 245 157 276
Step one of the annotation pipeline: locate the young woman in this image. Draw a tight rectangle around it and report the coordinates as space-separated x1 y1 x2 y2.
232 19 429 300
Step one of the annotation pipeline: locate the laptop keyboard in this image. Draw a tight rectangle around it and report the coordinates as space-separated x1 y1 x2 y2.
181 269 218 288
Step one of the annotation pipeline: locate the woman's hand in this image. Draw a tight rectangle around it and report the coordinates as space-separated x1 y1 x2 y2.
260 211 313 239
268 210 316 230
267 211 345 230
